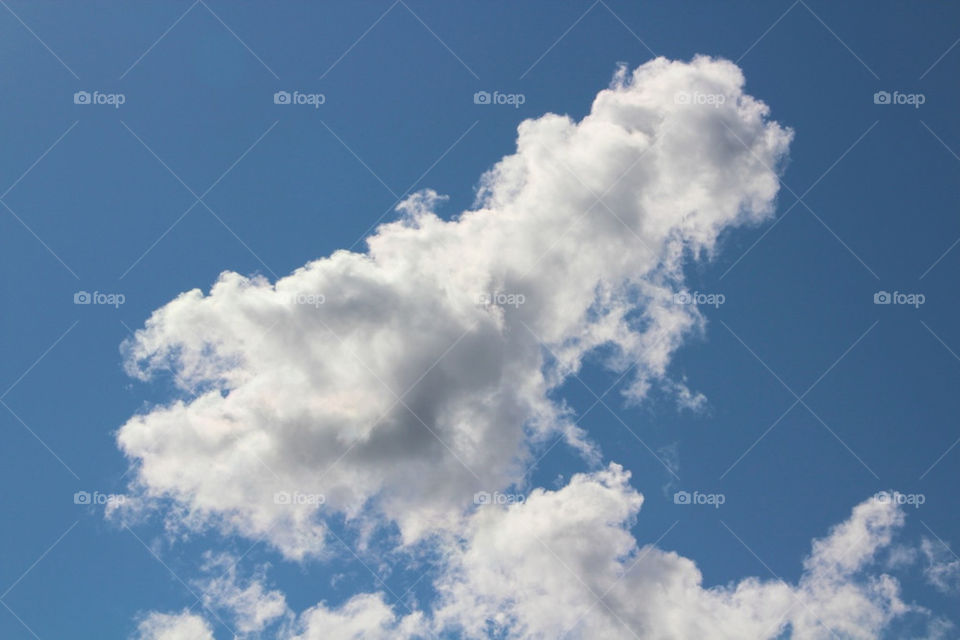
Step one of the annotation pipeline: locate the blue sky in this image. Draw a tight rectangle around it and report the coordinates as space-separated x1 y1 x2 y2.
1 2 959 638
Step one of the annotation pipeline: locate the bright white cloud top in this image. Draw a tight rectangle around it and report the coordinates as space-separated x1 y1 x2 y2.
115 57 939 638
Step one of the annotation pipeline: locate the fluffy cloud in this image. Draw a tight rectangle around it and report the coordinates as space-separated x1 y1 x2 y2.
115 56 791 559
195 554 288 635
153 477 917 640
134 610 215 640
190 562 428 639
430 467 913 640
288 593 427 640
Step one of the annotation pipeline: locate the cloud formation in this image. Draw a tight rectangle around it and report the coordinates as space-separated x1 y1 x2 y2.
431 468 915 639
134 610 215 640
195 554 288 635
119 56 950 640
921 537 960 594
143 480 918 639
115 56 792 559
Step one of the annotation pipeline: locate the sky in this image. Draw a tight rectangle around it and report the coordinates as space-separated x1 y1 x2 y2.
1 1 959 638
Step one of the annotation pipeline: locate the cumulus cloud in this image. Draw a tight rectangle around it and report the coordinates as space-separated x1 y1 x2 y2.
288 593 427 640
184 560 428 639
195 554 289 635
134 610 215 640
430 467 913 640
152 480 917 640
115 56 792 559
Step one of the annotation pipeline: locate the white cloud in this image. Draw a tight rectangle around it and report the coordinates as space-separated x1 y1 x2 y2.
288 593 427 640
147 480 918 640
175 558 427 640
921 537 960 594
195 554 289 635
133 610 215 640
430 467 913 640
115 56 791 559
